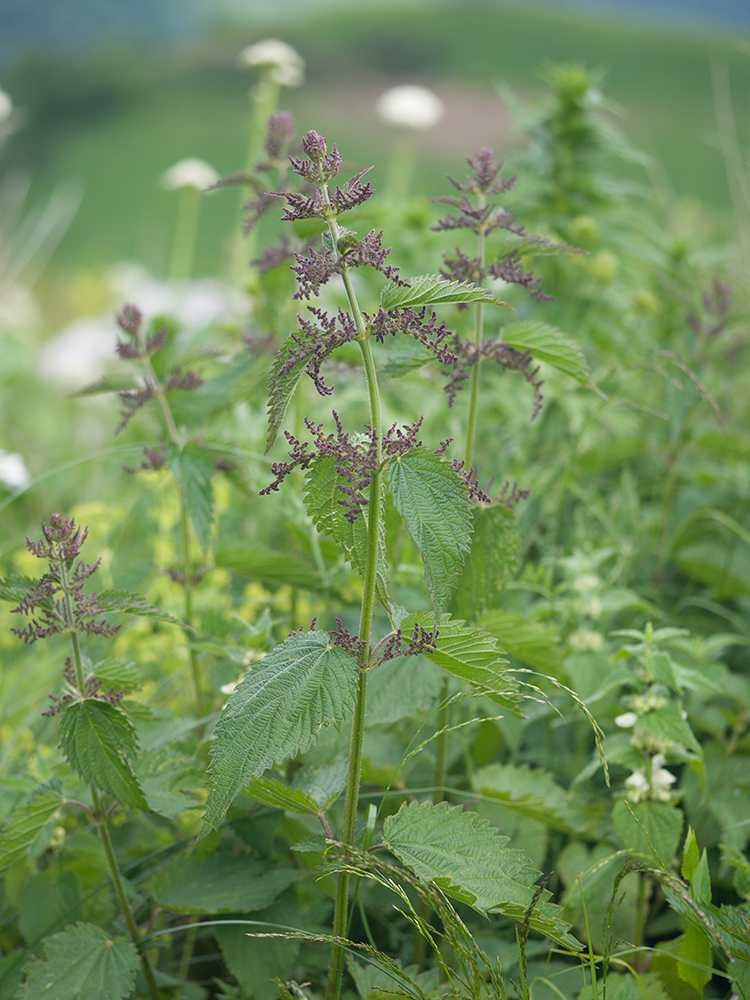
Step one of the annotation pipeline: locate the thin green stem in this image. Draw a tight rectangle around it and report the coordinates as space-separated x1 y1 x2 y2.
168 188 201 283
462 199 487 473
141 355 205 717
322 198 384 1000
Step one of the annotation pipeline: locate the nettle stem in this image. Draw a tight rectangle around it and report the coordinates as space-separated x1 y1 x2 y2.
59 558 161 1000
322 200 384 1000
142 355 205 718
462 196 488 473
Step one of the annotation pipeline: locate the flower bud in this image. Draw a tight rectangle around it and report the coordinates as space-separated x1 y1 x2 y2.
238 39 304 88
161 158 219 192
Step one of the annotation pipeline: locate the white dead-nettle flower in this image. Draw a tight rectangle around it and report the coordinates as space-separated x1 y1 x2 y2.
0 450 30 490
238 39 305 88
0 89 12 122
615 712 638 729
625 753 676 803
376 85 445 130
160 158 219 192
624 768 649 803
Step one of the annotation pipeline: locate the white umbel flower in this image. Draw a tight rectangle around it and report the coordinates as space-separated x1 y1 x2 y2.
160 158 219 192
0 89 12 122
375 85 445 130
238 39 305 88
0 450 30 490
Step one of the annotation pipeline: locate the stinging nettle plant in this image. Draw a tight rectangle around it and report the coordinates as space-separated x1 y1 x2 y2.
200 130 581 1000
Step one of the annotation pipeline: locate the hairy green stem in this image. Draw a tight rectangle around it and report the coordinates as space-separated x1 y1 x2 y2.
322 199 384 1000
60 556 161 999
142 354 205 717
462 198 487 473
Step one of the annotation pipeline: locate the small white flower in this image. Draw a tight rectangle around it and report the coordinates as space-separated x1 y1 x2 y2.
0 89 12 123
615 712 638 729
651 753 676 801
220 681 239 696
375 85 445 130
0 450 30 490
624 768 649 802
160 158 219 192
39 317 118 385
238 39 304 87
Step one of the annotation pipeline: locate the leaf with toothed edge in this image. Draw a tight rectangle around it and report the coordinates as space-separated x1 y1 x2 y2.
304 455 389 603
0 780 63 875
15 922 138 1000
381 273 511 311
500 321 589 384
383 800 580 949
388 449 472 619
58 700 147 810
201 630 358 838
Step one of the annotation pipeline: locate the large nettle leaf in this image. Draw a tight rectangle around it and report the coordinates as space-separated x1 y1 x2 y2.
500 320 589 385
451 505 520 620
383 800 579 949
388 449 472 618
58 700 147 810
401 612 519 711
16 921 138 1000
381 274 510 311
167 441 215 554
201 630 358 837
150 852 297 913
477 609 564 675
304 456 389 602
472 763 581 833
0 780 62 875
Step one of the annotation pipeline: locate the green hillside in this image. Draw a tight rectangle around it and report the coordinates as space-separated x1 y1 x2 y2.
7 0 749 279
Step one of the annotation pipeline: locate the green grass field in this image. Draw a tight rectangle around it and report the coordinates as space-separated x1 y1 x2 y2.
11 0 750 283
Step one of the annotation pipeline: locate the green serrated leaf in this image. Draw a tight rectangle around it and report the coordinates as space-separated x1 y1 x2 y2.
451 505 520 619
472 763 579 832
94 590 188 628
477 609 564 674
401 612 519 711
217 897 301 1000
69 374 140 398
201 631 358 836
389 449 472 618
682 828 700 882
244 775 321 815
214 544 320 590
383 800 579 949
381 274 510 312
635 703 701 754
0 575 37 606
0 781 63 875
167 442 215 554
501 320 589 384
612 799 684 866
149 852 297 913
265 334 309 453
641 652 680 692
16 922 137 1000
304 456 389 602
91 659 144 694
380 341 436 380
677 924 713 994
692 850 712 905
58 701 147 810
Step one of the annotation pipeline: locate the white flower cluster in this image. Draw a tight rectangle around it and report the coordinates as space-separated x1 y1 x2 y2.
160 158 219 192
375 85 444 130
0 449 30 490
238 39 305 88
624 753 676 803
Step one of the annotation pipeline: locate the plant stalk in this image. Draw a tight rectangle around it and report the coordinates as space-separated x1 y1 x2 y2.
322 202 384 1000
462 198 487 473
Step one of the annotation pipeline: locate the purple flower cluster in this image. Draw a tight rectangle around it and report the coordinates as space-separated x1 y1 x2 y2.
261 414 425 523
433 147 575 304
11 515 120 645
42 657 126 717
443 336 544 416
